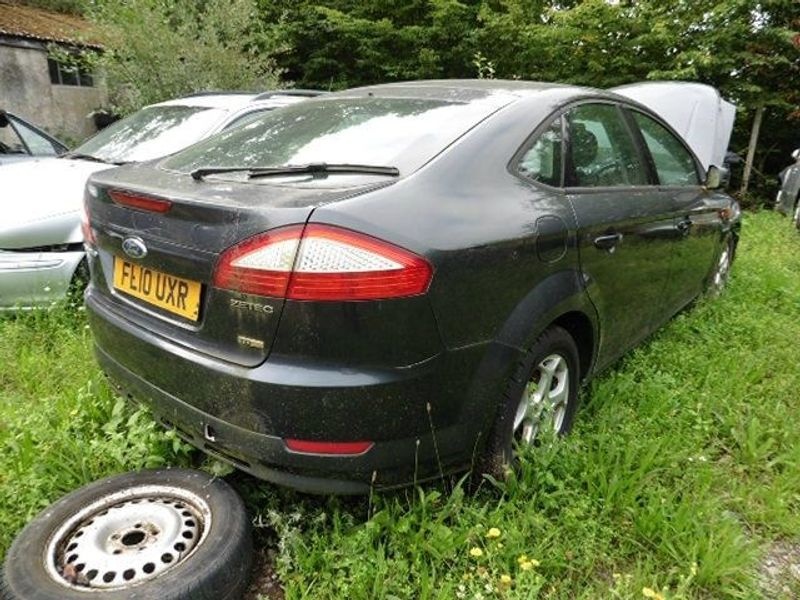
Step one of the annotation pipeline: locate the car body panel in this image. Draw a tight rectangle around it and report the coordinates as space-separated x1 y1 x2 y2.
85 80 740 492
1 158 110 247
0 249 84 310
86 166 401 367
568 187 678 367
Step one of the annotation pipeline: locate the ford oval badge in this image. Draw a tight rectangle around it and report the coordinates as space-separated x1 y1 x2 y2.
122 237 148 259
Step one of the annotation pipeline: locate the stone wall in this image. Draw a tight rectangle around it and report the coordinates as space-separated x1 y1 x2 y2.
0 37 107 145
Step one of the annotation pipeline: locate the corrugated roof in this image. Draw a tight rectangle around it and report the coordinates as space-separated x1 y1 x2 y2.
0 1 101 48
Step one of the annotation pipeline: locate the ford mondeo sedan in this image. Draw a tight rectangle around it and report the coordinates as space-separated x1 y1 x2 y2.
85 80 740 493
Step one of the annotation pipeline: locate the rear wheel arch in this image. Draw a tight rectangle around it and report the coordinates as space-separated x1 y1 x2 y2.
463 272 598 434
550 310 595 381
493 269 598 382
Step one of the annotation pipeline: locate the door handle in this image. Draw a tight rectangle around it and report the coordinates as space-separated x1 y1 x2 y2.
593 233 623 251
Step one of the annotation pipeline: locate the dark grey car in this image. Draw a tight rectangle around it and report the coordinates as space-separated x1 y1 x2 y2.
776 148 800 227
84 80 741 494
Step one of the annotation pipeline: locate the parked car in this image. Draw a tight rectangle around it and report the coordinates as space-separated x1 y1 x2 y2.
0 90 323 310
85 80 740 497
0 110 68 164
776 148 800 227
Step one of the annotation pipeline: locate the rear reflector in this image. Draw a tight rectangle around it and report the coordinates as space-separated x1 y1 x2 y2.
109 189 172 213
214 224 433 301
285 439 374 455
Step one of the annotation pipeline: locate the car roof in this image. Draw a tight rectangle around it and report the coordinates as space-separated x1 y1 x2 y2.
326 79 583 103
150 91 323 111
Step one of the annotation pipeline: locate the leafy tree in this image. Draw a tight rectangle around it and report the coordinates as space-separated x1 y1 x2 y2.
56 0 284 114
639 0 799 197
257 0 481 90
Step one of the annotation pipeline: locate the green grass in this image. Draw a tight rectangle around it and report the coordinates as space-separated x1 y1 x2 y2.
2 211 799 599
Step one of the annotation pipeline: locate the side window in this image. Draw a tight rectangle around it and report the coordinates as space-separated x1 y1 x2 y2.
632 111 699 186
10 117 60 155
567 104 648 187
223 109 274 131
517 116 562 187
0 120 26 154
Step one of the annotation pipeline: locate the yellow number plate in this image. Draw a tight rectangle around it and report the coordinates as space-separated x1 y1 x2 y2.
113 257 201 321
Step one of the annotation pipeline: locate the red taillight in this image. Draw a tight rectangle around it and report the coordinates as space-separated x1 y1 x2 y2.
285 439 374 455
213 224 433 301
213 226 303 297
109 189 172 213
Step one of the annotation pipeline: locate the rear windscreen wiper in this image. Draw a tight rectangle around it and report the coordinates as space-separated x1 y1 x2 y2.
61 152 124 165
190 163 400 181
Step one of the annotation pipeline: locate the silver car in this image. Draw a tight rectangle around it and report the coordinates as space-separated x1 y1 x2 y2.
776 148 800 227
0 90 323 310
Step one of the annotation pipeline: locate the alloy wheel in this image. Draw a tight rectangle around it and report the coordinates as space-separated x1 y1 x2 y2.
711 242 733 293
513 353 570 445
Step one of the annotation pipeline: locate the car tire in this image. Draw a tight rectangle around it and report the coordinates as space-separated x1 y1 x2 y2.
1 468 252 600
476 326 580 480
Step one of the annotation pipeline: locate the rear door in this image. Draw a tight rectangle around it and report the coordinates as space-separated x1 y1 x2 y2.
565 102 676 368
626 108 720 314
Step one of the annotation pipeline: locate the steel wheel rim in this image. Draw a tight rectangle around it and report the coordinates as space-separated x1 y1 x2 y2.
44 484 212 591
712 243 732 290
513 353 569 445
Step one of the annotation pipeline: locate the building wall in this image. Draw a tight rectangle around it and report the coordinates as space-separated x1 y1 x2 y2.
0 38 106 144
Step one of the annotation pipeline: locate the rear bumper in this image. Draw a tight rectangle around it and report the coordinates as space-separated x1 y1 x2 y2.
87 288 485 493
0 249 84 309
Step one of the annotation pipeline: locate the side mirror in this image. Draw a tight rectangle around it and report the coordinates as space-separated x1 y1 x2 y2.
792 148 800 161
705 165 723 190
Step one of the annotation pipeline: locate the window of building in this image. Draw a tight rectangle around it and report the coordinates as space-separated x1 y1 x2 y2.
48 58 94 87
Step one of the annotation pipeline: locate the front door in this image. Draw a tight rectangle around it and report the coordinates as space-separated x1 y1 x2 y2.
627 108 721 316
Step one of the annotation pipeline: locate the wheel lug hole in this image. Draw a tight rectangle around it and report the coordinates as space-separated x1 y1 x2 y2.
121 531 146 547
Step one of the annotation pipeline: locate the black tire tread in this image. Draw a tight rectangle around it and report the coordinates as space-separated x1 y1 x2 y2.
475 325 581 480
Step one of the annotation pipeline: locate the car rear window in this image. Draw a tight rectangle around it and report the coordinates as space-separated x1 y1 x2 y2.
75 105 228 163
161 97 504 176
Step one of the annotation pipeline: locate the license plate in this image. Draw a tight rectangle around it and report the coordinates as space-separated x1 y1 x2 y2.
113 257 201 321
